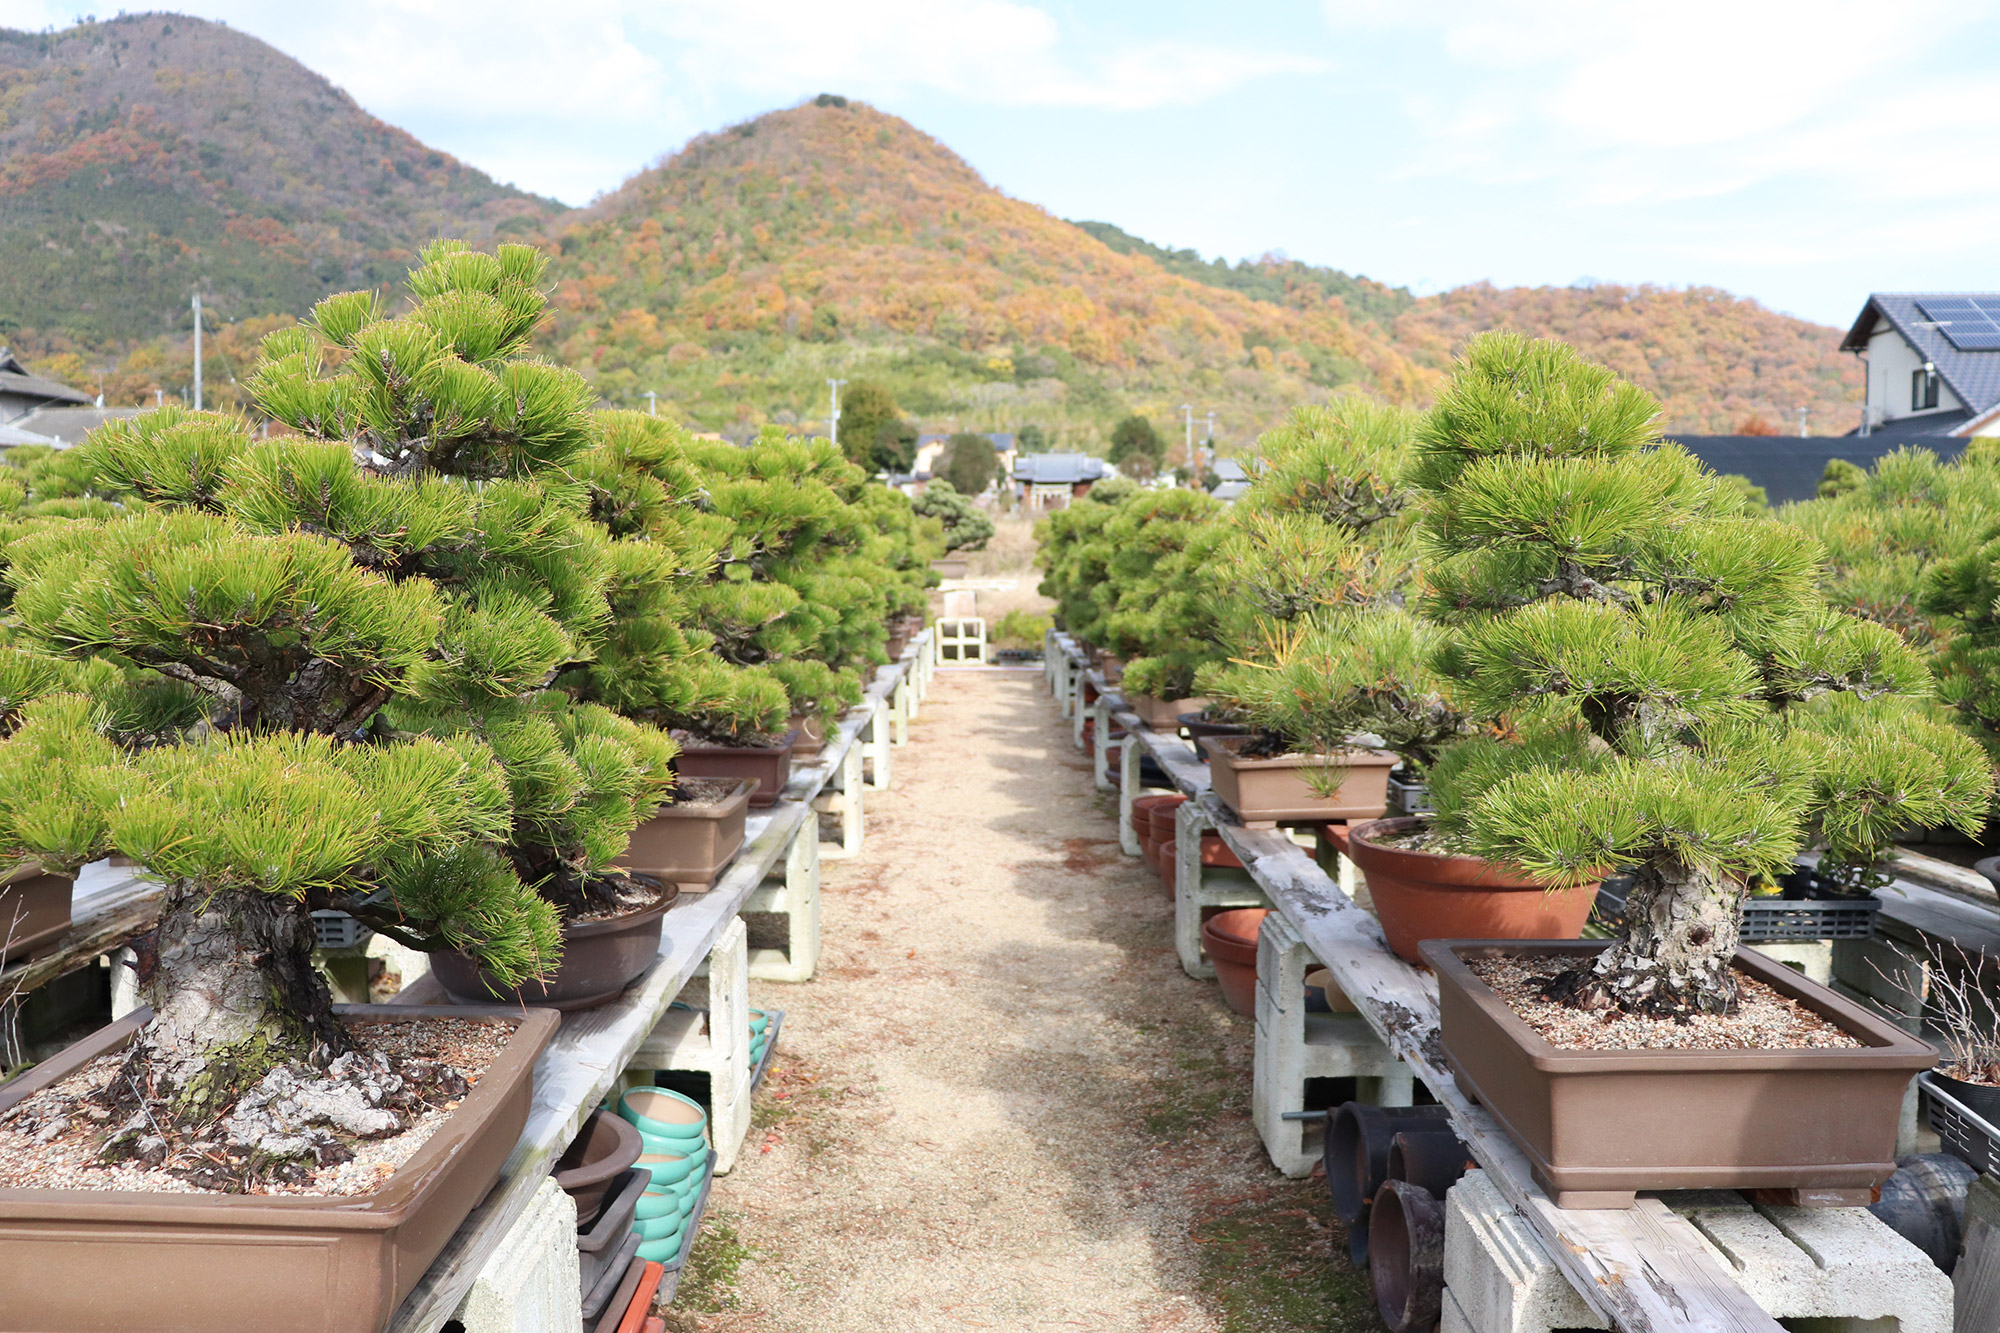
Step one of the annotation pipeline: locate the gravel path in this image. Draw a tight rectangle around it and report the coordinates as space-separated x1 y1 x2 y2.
665 668 1379 1333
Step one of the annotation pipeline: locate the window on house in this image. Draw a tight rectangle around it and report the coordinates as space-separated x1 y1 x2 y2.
1913 365 1941 411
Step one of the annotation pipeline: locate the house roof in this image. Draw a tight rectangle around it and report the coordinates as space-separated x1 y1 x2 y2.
0 423 60 446
1012 452 1107 485
1211 480 1252 502
1210 458 1249 483
917 432 1016 452
0 348 91 414
1841 294 2000 416
11 405 146 446
1666 431 1971 505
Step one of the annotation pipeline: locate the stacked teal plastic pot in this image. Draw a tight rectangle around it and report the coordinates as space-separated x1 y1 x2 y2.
750 1008 772 1070
618 1087 714 1262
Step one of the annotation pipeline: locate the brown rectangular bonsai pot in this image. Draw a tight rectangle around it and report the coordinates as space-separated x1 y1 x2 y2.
616 778 755 888
1420 939 1936 1209
1199 736 1396 828
0 862 73 965
1126 693 1208 730
0 1002 559 1333
788 713 828 760
675 732 796 809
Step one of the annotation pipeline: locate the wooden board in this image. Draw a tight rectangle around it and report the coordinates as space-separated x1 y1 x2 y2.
388 650 920 1332
1112 712 1787 1333
0 862 159 1001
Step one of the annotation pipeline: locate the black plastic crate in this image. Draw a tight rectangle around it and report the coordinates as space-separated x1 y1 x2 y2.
1923 1072 2000 1175
1594 866 1878 942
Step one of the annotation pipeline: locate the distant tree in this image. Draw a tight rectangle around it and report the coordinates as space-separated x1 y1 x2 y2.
913 479 995 552
838 381 903 468
1121 453 1157 482
1109 414 1165 469
872 419 919 474
942 432 1000 494
1818 458 1866 499
1735 414 1779 436
1016 423 1048 452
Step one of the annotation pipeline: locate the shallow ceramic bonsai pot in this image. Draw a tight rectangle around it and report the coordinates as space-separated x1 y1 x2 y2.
1126 693 1208 731
1341 818 1598 964
788 713 829 760
0 862 73 965
1199 736 1396 828
1420 939 1936 1208
0 1002 558 1333
620 1086 709 1144
676 733 797 809
616 778 755 888
553 1107 644 1229
431 890 675 1012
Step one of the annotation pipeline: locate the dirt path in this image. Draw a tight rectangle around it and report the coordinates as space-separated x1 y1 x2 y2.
665 668 1379 1333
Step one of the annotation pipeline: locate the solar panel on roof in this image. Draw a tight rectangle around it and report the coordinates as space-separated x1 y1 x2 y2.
1917 297 2000 351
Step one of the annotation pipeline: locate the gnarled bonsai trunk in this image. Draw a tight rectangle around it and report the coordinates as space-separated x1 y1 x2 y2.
1544 860 1744 1017
135 880 352 1128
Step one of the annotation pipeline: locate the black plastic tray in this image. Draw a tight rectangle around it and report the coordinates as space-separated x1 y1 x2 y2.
1924 1072 2000 1174
1595 868 1879 941
579 1230 643 1324
576 1166 648 1297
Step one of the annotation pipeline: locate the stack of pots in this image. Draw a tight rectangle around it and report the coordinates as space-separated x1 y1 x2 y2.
1200 907 1268 1016
618 1087 717 1263
1322 1101 1472 1333
555 1110 650 1324
1131 794 1245 896
750 1007 774 1075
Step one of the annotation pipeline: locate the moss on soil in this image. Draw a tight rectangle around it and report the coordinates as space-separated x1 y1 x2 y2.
1190 1190 1380 1333
660 1209 756 1324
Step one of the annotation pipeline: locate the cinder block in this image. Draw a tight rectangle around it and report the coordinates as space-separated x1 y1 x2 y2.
745 819 820 981
633 917 753 1174
1172 801 1269 980
1444 1170 1606 1333
1745 939 1832 985
455 1177 582 1333
1252 910 1410 1176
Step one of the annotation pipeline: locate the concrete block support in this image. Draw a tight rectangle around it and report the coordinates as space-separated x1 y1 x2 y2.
1442 1166 1952 1333
815 730 867 860
634 916 753 1174
892 677 912 747
1092 695 1118 792
1173 800 1270 980
1116 731 1146 857
865 695 894 791
744 818 820 981
454 1177 583 1333
1253 911 1411 1176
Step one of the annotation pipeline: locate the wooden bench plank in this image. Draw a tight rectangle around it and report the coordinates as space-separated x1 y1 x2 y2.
0 863 159 1001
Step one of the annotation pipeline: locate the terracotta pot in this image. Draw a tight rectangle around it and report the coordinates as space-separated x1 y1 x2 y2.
0 863 72 965
1130 793 1183 841
1422 939 1938 1208
555 1108 644 1229
0 1003 557 1333
617 780 754 888
432 890 675 1012
1199 736 1396 828
1127 693 1208 730
1344 818 1597 964
1201 908 1269 1016
788 713 828 759
676 733 796 809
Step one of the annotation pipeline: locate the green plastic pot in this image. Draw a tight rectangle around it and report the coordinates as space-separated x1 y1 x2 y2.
635 1212 687 1244
634 1151 701 1188
636 1235 684 1263
620 1087 708 1143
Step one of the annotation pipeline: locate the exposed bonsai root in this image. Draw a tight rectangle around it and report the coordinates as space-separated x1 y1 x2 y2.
1540 959 1740 1019
1544 860 1746 1019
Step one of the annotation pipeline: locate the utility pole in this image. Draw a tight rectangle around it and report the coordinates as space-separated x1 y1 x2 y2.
1796 405 1808 438
191 292 203 411
827 378 848 452
644 391 657 417
1181 403 1201 490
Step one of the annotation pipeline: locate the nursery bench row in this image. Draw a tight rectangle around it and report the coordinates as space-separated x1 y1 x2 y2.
379 629 933 1333
1045 630 1793 1333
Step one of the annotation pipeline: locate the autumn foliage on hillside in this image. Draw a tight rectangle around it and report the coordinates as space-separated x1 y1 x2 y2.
546 101 1437 446
1393 283 1863 435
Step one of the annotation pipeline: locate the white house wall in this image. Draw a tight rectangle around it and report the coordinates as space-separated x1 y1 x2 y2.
1864 318 1963 428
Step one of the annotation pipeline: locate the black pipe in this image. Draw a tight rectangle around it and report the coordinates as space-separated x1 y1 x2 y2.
1369 1178 1446 1333
1387 1127 1473 1199
1325 1101 1451 1226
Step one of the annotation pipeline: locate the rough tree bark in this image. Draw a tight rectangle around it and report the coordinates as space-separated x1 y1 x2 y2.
1544 859 1745 1017
133 880 352 1127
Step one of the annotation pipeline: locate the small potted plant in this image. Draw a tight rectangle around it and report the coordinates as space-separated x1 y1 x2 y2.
1407 334 1987 1207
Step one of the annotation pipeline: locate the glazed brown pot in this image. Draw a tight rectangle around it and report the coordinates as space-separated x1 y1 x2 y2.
0 1003 557 1333
432 890 675 1012
1127 693 1208 730
1199 736 1396 828
1343 818 1597 964
1422 939 1938 1208
0 863 72 965
1202 908 1269 1016
554 1108 644 1229
788 713 829 760
676 733 796 809
617 779 755 888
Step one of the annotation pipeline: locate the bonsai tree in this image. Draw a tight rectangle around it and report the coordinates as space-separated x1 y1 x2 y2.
0 242 674 1179
1415 334 1992 1016
914 479 996 553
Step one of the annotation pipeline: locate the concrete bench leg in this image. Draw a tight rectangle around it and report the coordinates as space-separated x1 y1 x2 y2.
1174 801 1271 980
633 917 754 1174
892 678 912 747
1118 735 1143 857
454 1176 583 1333
1092 696 1116 792
1253 911 1410 1176
1442 1166 1951 1333
816 737 866 860
1057 653 1074 716
865 699 893 791
745 820 820 982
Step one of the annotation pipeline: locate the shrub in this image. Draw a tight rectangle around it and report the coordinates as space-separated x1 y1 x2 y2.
913 479 995 552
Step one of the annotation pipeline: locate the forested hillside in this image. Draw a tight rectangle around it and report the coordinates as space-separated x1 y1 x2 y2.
0 14 560 361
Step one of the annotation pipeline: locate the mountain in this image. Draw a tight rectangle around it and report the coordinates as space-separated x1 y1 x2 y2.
544 99 1437 451
0 13 562 350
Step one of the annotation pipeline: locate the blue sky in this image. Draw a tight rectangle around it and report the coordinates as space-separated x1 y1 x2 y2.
7 0 2000 326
